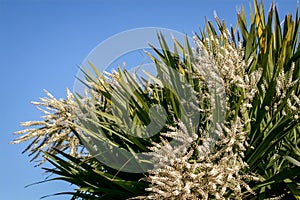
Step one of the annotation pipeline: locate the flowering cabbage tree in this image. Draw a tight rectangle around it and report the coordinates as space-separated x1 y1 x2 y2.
12 1 300 199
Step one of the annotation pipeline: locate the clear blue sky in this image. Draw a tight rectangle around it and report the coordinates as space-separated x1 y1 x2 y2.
0 0 297 199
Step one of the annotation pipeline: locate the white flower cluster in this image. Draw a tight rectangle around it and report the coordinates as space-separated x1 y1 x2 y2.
11 89 82 164
262 62 300 119
194 33 261 109
135 33 263 199
137 120 258 200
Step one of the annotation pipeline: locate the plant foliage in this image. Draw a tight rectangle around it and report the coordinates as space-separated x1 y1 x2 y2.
12 0 300 199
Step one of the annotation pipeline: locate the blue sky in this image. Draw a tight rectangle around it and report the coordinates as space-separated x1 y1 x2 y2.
0 0 297 199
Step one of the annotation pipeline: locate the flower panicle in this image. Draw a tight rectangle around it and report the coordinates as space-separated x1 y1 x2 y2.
11 89 82 165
